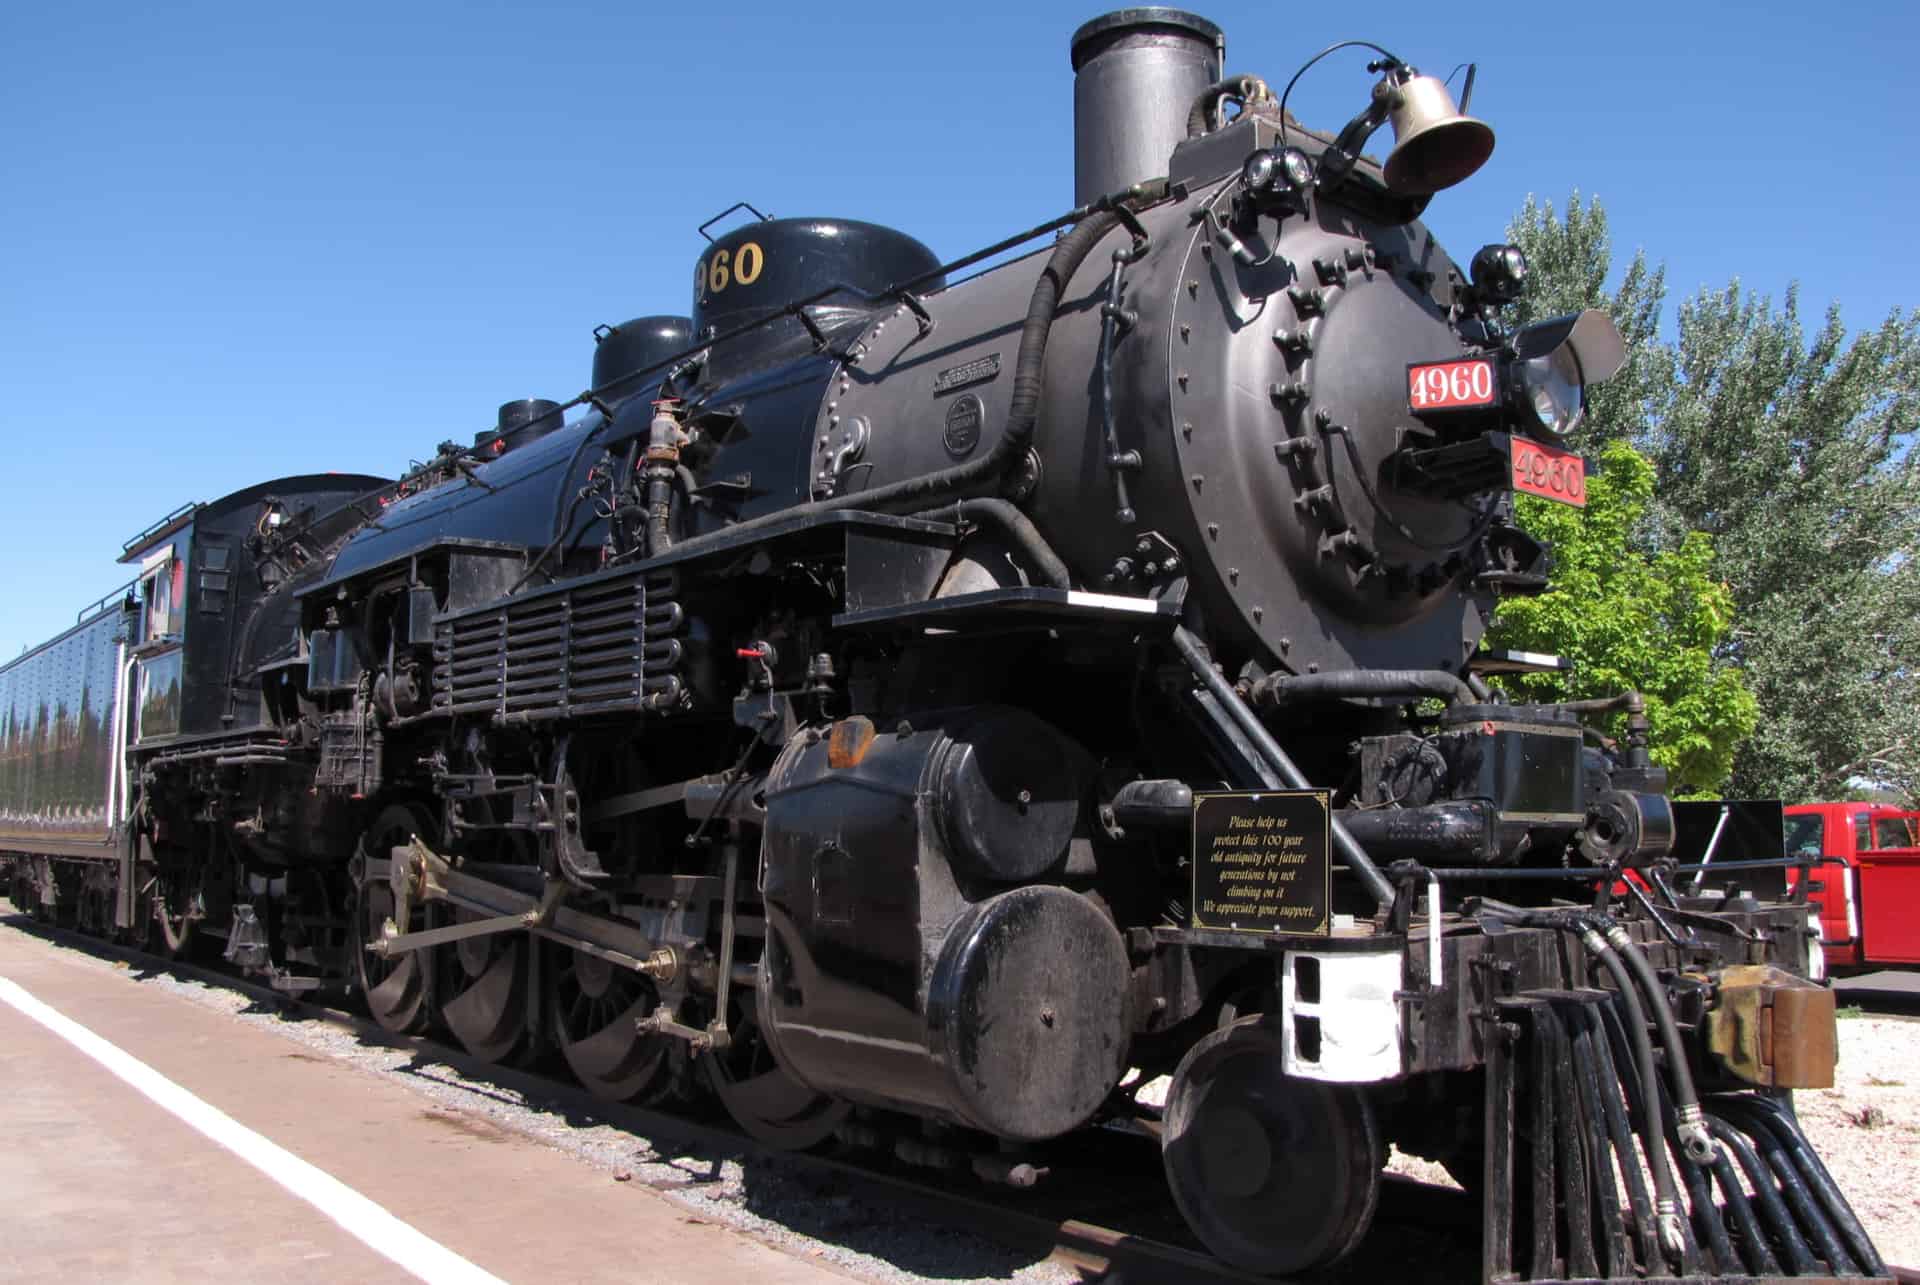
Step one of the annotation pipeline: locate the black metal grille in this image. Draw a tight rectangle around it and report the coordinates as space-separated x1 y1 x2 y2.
431 569 683 722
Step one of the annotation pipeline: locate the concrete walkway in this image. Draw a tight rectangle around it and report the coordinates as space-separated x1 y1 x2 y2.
0 920 853 1284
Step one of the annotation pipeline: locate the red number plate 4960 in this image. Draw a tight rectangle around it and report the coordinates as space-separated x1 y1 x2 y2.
1409 358 1497 411
1511 436 1586 507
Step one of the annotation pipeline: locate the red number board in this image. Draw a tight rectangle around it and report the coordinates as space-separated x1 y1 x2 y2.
1511 436 1586 507
1408 358 1497 412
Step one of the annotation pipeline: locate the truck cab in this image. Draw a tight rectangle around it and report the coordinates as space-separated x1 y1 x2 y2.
1785 801 1920 970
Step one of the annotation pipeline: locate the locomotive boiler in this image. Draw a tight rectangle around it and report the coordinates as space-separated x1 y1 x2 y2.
0 10 1889 1281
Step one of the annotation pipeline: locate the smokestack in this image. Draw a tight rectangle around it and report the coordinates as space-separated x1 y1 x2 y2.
1070 9 1224 206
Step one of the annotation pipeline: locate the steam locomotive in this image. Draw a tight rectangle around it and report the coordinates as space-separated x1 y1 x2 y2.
1 10 1889 1281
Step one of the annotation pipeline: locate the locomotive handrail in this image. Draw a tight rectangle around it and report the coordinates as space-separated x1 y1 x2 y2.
1665 856 1815 873
498 181 1174 455
75 578 139 624
119 500 198 556
1171 624 1395 908
696 201 772 242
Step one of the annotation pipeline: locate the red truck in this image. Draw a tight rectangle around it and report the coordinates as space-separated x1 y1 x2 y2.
1784 802 1920 970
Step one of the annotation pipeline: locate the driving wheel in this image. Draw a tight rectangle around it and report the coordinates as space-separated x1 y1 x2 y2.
548 944 672 1101
351 803 435 1034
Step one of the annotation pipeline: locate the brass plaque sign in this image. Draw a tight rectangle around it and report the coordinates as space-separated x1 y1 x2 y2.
1191 790 1332 935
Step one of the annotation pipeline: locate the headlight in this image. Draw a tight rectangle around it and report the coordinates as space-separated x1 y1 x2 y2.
1518 349 1585 439
1506 309 1626 442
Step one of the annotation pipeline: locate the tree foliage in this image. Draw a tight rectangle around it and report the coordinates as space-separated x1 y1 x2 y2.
1487 442 1757 796
1497 195 1920 802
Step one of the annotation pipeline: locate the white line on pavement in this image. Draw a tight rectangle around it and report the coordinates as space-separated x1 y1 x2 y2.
0 974 507 1285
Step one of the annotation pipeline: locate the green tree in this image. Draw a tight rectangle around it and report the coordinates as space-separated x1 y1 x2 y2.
1648 287 1920 801
1499 196 1920 802
1488 441 1757 795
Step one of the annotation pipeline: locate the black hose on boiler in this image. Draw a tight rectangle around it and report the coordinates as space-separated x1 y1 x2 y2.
949 498 1071 589
645 470 676 557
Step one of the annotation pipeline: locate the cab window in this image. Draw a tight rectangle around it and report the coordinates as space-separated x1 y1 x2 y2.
141 556 187 641
1783 813 1826 857
1871 815 1920 849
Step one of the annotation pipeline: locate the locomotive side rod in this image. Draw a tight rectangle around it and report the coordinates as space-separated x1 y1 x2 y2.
362 843 663 975
1171 625 1395 907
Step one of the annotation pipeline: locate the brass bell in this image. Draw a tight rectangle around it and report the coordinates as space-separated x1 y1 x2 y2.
1382 73 1495 196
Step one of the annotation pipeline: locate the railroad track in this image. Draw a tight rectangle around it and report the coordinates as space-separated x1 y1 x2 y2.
1 908 1305 1284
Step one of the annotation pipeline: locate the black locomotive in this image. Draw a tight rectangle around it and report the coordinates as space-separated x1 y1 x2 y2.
1 11 1889 1281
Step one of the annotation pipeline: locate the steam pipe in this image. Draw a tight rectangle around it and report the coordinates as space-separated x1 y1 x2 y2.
1336 801 1493 862
1185 73 1271 137
1171 625 1394 907
1248 668 1474 709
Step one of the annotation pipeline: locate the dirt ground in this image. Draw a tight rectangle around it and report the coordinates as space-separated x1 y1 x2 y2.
1795 1005 1920 1268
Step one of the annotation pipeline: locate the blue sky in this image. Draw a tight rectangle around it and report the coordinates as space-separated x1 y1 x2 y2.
2 0 1912 658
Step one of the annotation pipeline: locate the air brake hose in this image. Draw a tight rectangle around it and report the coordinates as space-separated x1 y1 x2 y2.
1608 925 1714 1165
1577 922 1688 1264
